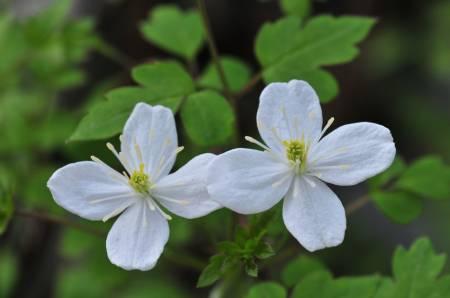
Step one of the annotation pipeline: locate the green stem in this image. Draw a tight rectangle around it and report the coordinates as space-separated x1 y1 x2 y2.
164 248 207 271
234 71 263 100
196 0 231 101
345 195 371 215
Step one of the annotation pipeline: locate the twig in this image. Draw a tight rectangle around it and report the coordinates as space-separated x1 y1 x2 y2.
15 209 104 237
234 71 263 100
345 195 371 216
197 0 231 101
164 248 206 271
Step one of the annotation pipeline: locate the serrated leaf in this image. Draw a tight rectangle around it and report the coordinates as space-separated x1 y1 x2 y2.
197 255 227 288
70 61 193 141
141 5 204 60
246 282 287 298
255 15 375 102
396 156 450 200
181 90 235 146
371 190 423 224
392 238 447 298
198 56 252 92
280 0 311 18
281 255 327 287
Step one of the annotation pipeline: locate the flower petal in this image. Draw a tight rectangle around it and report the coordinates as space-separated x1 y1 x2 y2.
207 148 293 214
283 176 346 252
308 122 396 186
153 153 221 219
257 80 323 154
106 200 169 271
47 161 137 221
121 103 178 180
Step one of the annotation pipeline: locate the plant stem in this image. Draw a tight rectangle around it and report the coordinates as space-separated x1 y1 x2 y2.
164 248 206 271
197 0 231 101
15 209 104 237
345 195 371 215
234 71 263 100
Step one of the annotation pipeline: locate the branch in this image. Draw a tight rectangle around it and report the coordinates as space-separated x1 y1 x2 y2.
15 209 104 237
234 71 263 100
197 0 231 100
345 195 371 216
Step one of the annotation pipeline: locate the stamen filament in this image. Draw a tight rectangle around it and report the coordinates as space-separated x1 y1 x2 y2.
318 117 335 141
91 155 128 184
245 136 271 151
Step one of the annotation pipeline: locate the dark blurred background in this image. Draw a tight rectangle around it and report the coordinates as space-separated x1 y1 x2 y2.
0 0 449 297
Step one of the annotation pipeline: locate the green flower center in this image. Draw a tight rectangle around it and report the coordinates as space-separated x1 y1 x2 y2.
129 164 150 193
283 140 308 169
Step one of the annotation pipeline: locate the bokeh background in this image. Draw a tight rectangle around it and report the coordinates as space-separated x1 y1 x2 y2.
0 0 449 297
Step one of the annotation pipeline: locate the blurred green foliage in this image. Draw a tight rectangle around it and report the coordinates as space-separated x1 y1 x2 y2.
0 0 449 297
245 238 450 298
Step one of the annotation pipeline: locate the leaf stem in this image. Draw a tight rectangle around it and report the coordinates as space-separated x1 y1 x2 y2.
164 248 206 271
234 71 263 100
345 195 371 215
15 209 104 237
196 0 231 101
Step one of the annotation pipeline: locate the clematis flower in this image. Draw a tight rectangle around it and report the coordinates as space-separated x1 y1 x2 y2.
47 103 220 270
207 80 395 252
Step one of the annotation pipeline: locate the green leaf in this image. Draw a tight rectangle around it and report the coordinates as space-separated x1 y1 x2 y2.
255 15 375 102
197 255 227 288
292 271 384 298
131 61 195 96
280 0 311 19
299 69 339 102
371 190 423 224
255 16 302 67
281 255 327 287
396 156 450 200
292 271 333 298
246 282 287 298
331 276 385 298
181 90 235 146
198 56 252 92
392 238 447 298
369 157 406 190
141 5 204 60
70 61 193 141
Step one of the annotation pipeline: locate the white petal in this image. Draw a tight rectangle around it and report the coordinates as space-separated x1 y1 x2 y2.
308 122 396 186
106 200 169 271
121 103 178 180
47 161 137 221
283 176 346 252
207 148 293 214
153 153 221 219
256 80 323 154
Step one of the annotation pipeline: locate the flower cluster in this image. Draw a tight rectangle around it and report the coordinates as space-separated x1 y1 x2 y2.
48 80 395 270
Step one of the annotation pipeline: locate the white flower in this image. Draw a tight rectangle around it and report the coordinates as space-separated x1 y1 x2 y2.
207 80 395 252
47 103 221 270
